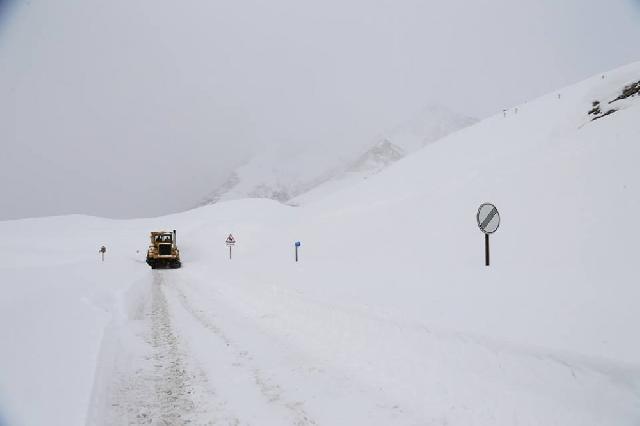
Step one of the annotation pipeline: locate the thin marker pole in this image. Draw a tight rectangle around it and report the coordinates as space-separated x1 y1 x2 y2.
229 245 232 260
485 233 490 266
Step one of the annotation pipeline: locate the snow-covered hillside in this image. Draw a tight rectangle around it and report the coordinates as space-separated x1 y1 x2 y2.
1 63 640 425
3 0 640 220
198 144 346 205
293 106 477 204
200 106 475 206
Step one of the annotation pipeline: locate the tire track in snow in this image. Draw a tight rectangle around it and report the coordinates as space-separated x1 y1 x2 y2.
165 281 317 426
102 272 237 425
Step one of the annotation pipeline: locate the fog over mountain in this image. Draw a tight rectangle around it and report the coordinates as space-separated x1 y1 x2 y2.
1 0 639 219
200 105 476 206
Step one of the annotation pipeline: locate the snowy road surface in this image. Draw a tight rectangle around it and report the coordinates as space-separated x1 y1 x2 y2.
92 271 308 425
85 265 640 425
96 272 221 424
92 269 423 425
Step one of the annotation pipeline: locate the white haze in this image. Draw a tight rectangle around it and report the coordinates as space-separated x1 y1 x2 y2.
0 0 639 219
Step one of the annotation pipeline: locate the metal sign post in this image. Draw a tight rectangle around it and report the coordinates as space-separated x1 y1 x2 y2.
99 245 106 262
225 234 236 260
485 233 490 266
295 241 301 262
476 203 500 266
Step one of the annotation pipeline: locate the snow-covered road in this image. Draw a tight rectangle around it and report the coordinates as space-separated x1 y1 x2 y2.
96 271 221 424
92 270 310 425
94 267 431 425
85 265 640 425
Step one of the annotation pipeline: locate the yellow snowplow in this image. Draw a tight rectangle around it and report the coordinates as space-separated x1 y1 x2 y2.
146 230 181 269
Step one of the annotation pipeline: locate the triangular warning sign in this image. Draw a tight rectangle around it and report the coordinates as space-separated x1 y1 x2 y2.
226 234 236 244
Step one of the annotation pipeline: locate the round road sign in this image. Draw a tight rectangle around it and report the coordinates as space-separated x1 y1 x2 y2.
477 203 500 234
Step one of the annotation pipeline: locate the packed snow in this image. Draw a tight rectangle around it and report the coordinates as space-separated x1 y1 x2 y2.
1 63 640 425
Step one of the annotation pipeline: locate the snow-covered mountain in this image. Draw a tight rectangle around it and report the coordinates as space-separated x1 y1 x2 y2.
3 0 639 220
293 105 477 203
200 105 476 206
350 105 478 173
198 146 345 205
2 63 640 425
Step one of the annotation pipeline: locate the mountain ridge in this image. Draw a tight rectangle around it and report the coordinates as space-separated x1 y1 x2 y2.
199 105 476 207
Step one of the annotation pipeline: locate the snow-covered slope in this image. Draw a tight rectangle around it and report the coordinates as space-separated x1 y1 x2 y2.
348 105 478 175
293 105 477 204
200 106 475 206
3 0 640 220
1 63 640 425
198 145 346 205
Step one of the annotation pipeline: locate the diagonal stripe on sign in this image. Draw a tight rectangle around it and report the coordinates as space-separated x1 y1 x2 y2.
480 207 498 230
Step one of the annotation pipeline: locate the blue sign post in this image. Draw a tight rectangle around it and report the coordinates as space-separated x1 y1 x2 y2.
295 241 301 262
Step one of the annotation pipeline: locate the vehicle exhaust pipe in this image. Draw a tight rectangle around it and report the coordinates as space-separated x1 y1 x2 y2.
173 230 177 247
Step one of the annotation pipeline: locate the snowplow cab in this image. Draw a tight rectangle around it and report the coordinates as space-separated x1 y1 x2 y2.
146 230 181 269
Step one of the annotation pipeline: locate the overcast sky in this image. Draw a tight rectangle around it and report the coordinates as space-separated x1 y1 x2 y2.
1 0 639 220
